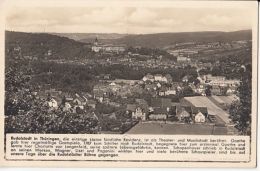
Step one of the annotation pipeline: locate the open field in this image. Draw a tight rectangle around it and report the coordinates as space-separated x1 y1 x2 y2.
126 122 227 135
183 96 230 124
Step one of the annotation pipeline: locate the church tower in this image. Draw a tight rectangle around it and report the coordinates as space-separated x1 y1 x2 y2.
94 37 98 46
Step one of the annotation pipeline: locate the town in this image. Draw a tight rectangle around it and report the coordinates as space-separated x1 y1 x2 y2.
5 30 252 135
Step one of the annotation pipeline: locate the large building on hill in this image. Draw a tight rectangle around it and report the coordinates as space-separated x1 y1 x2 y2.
91 37 126 53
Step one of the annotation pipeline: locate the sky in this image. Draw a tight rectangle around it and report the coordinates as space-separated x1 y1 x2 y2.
5 6 254 34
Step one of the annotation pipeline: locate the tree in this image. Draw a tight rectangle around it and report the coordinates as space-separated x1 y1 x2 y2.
182 86 194 96
205 85 212 96
229 64 251 135
5 57 99 134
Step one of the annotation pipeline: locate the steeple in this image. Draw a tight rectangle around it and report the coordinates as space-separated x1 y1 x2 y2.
94 37 98 46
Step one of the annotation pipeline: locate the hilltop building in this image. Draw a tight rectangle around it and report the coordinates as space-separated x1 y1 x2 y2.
91 37 126 53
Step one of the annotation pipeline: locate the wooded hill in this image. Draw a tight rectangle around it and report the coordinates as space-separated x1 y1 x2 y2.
6 31 92 59
78 30 252 48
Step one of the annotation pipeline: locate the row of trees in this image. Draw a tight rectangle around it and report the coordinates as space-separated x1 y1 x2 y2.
229 64 252 135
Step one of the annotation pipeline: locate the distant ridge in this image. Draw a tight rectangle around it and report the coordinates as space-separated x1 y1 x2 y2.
76 30 252 48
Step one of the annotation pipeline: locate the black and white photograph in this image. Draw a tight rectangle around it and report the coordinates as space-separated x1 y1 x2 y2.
4 1 255 137
1 0 258 167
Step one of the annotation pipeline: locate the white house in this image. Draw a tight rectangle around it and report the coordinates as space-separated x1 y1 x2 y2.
62 102 72 112
154 74 163 82
194 112 206 123
177 56 191 62
47 98 58 109
165 89 176 95
161 76 168 82
132 107 146 121
149 108 168 120
142 74 155 82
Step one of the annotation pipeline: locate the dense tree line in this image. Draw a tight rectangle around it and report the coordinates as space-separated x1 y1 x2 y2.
229 64 252 135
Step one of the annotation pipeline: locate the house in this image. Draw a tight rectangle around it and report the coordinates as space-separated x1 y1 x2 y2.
165 87 177 96
193 107 208 116
145 84 157 91
177 106 192 122
226 86 237 95
73 94 86 106
158 86 167 96
87 112 99 121
193 107 208 123
161 76 168 82
182 75 190 83
132 107 147 121
103 74 111 80
109 82 121 92
211 85 221 95
148 98 172 120
142 74 155 82
194 112 206 123
126 104 137 114
45 98 58 109
127 104 147 121
177 56 191 62
93 90 105 102
86 100 97 109
126 102 148 121
149 107 168 120
62 102 72 112
154 74 163 82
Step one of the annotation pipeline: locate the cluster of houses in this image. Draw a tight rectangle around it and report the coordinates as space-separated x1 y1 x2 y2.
142 73 183 97
181 74 239 96
37 71 238 130
142 73 172 83
198 74 239 95
38 89 98 116
93 80 144 102
92 73 184 103
126 97 209 123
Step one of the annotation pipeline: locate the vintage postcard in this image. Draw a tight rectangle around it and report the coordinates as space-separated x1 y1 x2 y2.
0 0 258 168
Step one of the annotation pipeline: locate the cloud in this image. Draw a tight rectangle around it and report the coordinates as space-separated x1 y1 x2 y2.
128 8 157 25
198 14 231 26
71 7 128 25
5 6 253 33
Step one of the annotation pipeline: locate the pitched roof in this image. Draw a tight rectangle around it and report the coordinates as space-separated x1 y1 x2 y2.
155 74 163 77
180 106 192 114
193 107 208 114
178 110 191 117
144 74 154 79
